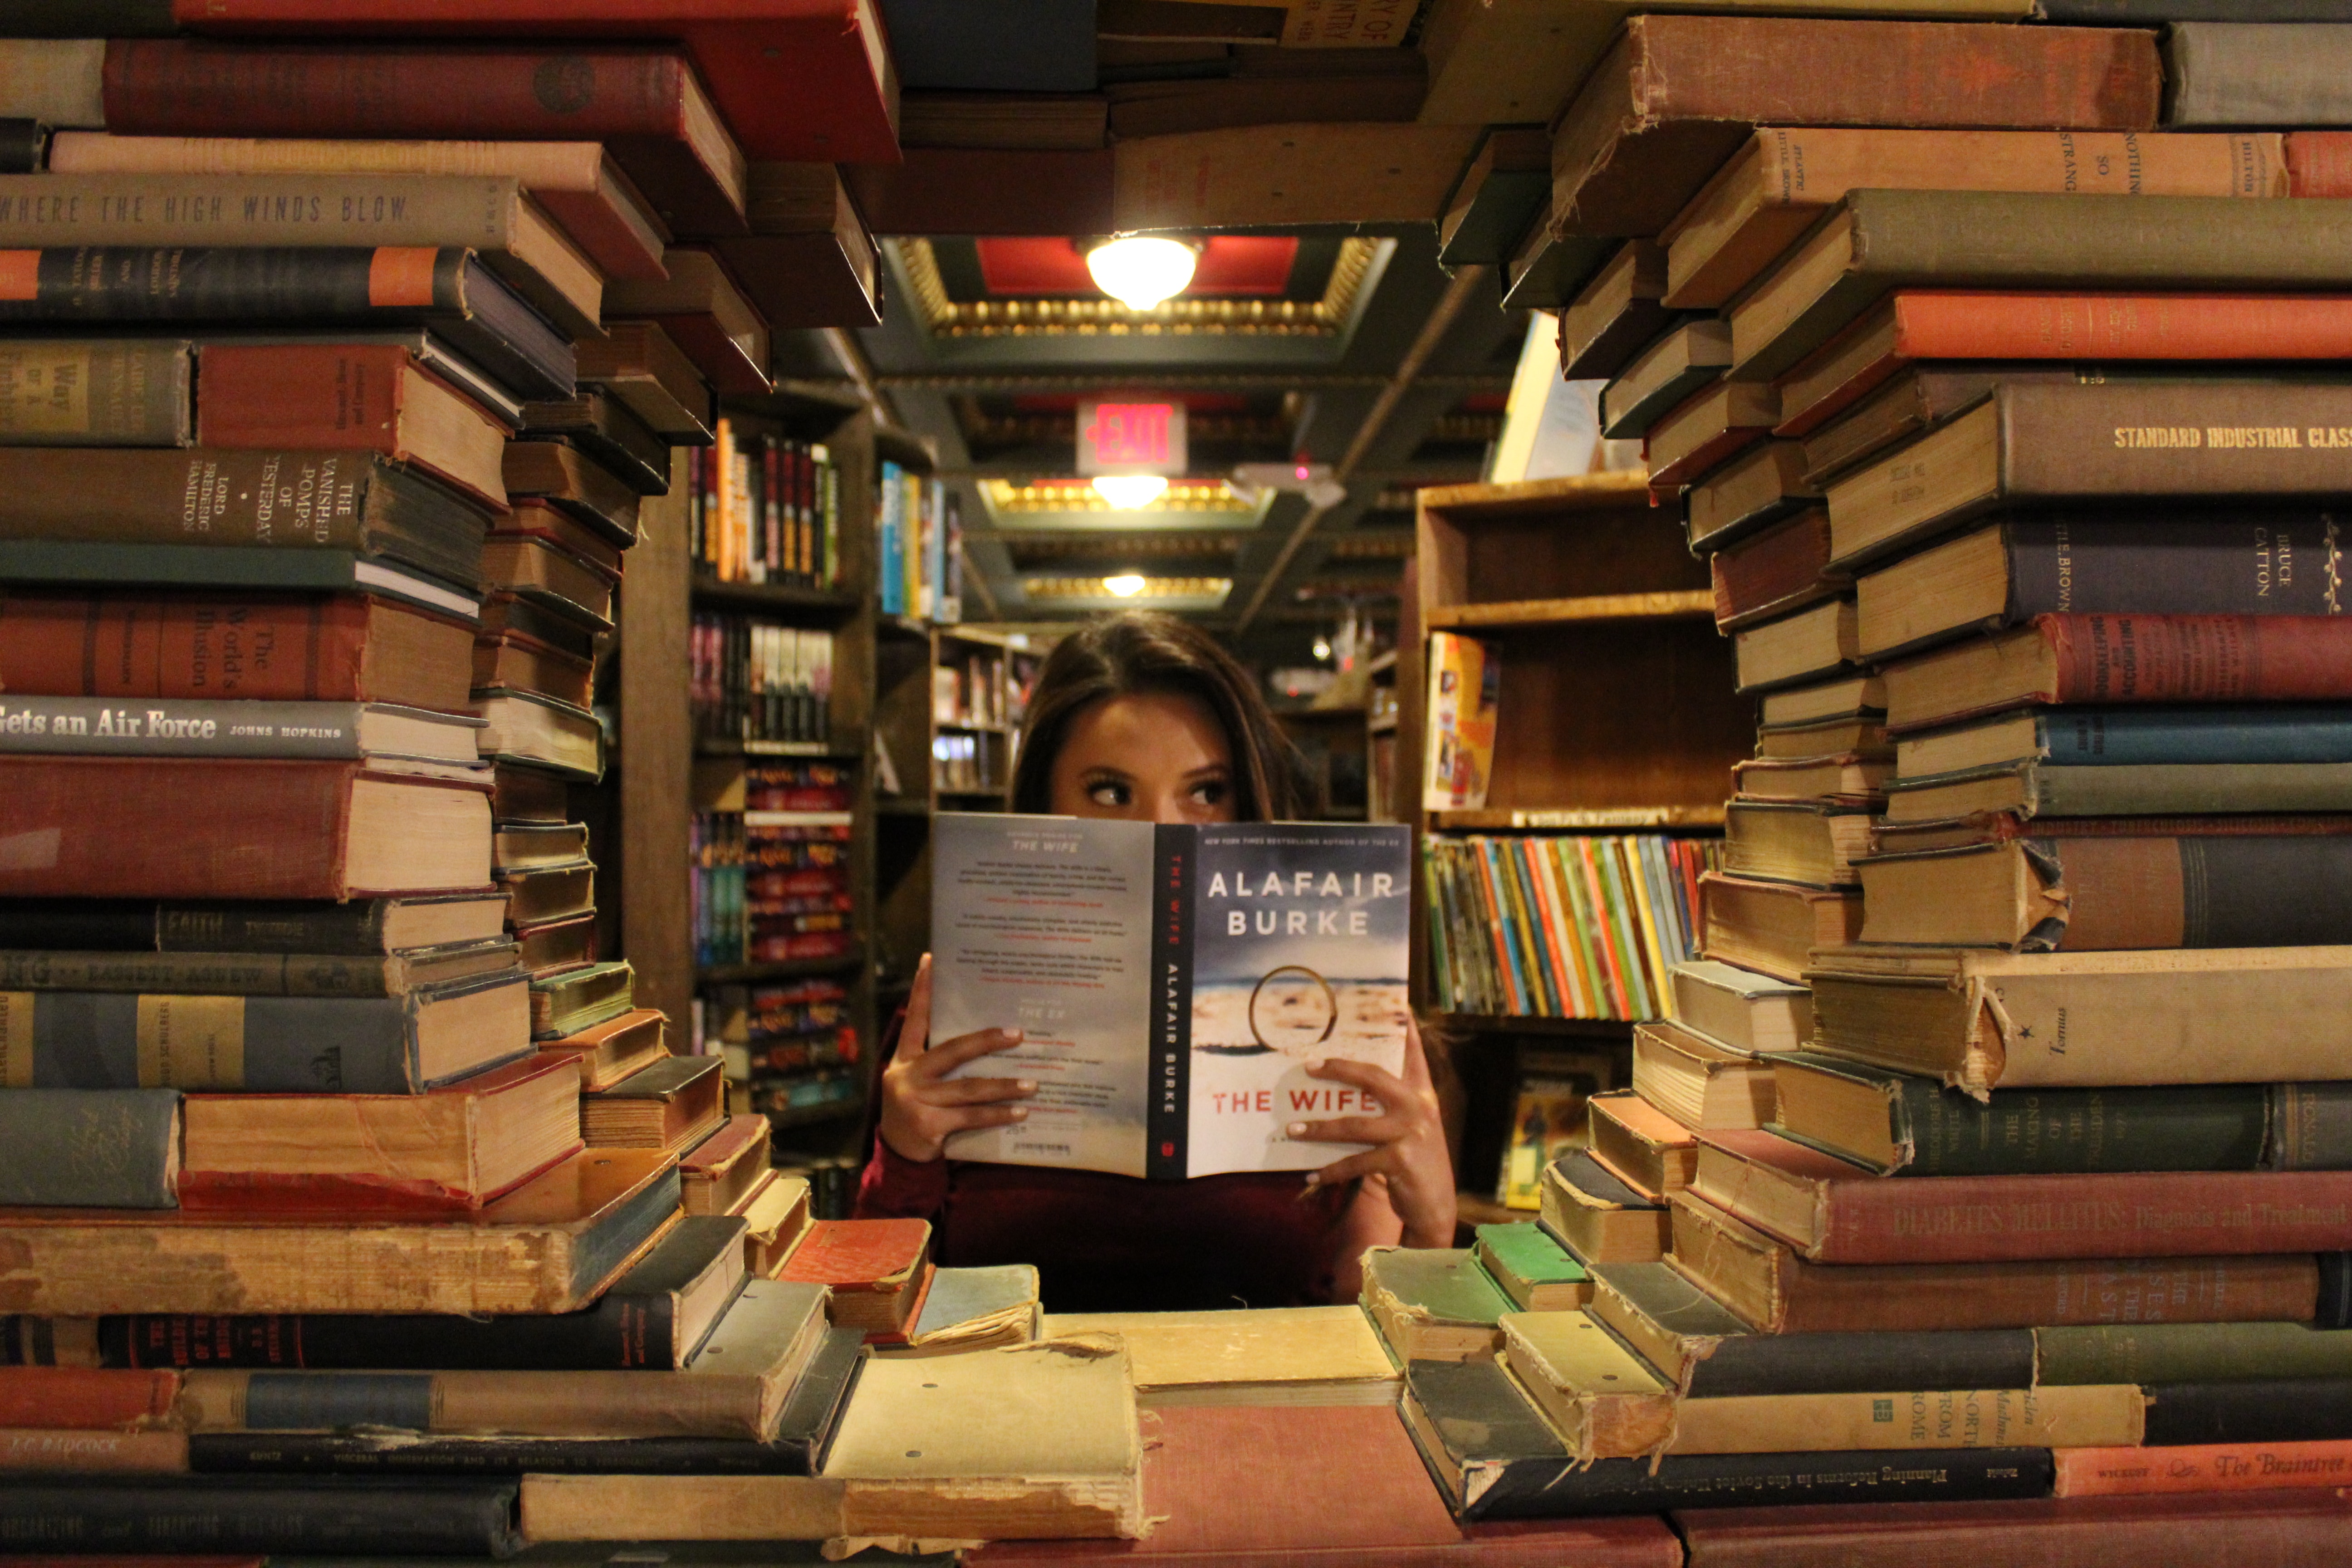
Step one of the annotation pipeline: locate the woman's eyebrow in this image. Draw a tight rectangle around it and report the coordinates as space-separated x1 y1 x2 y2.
1081 764 1135 779
1180 762 1232 779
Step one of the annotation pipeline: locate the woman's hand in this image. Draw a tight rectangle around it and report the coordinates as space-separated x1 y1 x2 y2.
1288 1014 1457 1250
877 954 1038 1163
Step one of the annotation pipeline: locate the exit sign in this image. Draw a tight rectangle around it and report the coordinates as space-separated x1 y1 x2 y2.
1078 398 1187 476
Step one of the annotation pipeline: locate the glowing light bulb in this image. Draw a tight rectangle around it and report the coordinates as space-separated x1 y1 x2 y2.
1091 474 1168 509
1103 574 1147 598
1085 235 1198 312
1312 635 1333 662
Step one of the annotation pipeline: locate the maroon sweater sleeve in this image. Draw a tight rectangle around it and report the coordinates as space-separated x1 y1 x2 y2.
853 1128 949 1220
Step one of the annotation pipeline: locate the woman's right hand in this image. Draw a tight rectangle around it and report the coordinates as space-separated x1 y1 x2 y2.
877 953 1038 1163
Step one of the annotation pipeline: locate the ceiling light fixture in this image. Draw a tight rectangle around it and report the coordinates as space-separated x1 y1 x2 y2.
1085 235 1199 312
1090 474 1169 509
1102 573 1147 598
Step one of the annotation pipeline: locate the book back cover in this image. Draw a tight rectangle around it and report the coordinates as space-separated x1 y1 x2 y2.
1173 823 1412 1178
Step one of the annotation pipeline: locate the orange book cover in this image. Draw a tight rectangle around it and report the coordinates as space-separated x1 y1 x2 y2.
776 1217 929 1293
2057 1440 2352 1498
0 1368 178 1431
1779 289 2352 437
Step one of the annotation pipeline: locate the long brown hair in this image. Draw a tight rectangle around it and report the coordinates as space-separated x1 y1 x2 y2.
1010 611 1303 821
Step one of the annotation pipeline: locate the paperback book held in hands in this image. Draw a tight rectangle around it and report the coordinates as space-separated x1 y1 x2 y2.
930 813 1411 1181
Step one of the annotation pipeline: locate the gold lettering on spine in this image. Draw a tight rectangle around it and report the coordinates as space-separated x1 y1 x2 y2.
0 992 33 1086
137 994 245 1088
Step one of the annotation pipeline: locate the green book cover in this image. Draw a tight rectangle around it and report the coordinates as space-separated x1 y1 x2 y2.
1369 1247 1514 1328
1476 1222 1588 1287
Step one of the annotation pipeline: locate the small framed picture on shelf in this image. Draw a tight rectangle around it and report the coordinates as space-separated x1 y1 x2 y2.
1496 1046 1620 1211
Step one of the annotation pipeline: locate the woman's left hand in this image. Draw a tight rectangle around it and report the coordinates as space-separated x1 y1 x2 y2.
1287 1014 1456 1250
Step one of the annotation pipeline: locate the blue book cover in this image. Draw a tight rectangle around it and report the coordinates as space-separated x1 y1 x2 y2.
877 460 904 616
929 813 1411 1180
2032 706 2352 766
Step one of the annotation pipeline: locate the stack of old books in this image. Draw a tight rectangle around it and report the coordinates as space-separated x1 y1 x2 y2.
0 15 911 1557
1395 10 2352 1556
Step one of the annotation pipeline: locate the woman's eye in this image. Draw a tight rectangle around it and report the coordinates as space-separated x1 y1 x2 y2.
1189 780 1228 806
1087 780 1132 806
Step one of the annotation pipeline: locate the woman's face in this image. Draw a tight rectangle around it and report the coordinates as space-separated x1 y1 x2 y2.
1048 691 1240 824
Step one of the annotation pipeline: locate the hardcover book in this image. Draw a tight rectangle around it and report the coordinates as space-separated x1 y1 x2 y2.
930 813 1411 1180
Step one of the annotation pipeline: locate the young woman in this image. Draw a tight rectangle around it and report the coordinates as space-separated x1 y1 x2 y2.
854 611 1456 1312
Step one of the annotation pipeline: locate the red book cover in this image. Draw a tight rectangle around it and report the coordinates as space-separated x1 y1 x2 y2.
2037 614 2352 710
1712 509 1837 632
775 1217 928 1291
1778 289 2352 437
2057 1440 2352 1499
2288 131 2352 196
0 1368 179 1431
0 592 473 711
166 0 899 167
0 758 488 901
105 39 749 235
1695 1128 2352 1265
1673 1490 2352 1566
195 344 510 513
965 1406 1683 1568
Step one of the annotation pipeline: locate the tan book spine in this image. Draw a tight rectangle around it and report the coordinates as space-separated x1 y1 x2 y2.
1667 1383 2145 1455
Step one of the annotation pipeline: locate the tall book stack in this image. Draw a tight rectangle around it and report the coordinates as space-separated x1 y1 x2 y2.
0 12 919 1553
1396 9 2352 1555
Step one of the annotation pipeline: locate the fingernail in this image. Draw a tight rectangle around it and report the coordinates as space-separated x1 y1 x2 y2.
1287 1121 1308 1137
1004 1028 1025 1042
1017 1080 1038 1093
1011 1107 1029 1120
1307 1058 1326 1072
1302 1173 1321 1192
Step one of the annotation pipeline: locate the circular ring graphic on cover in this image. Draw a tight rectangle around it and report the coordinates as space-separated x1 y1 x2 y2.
1249 964 1338 1053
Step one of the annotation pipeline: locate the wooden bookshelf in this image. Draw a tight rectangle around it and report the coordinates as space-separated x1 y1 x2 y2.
618 390 887 1158
1405 473 1751 1198
1277 704 1372 821
1414 472 1749 824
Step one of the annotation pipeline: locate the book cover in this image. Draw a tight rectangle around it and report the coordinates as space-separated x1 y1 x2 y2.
1498 1064 1612 1211
1423 631 1500 812
931 813 1410 1181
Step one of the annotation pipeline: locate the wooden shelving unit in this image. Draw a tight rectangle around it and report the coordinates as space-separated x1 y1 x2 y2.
1404 472 1751 1201
618 387 891 1159
1277 705 1372 821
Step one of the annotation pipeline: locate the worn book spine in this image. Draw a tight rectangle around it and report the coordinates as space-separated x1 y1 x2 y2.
1671 1383 2143 1457
1674 129 2280 308
2017 707 2352 766
0 1476 524 1555
1468 1444 2054 1521
0 174 528 250
1739 190 2352 380
1797 1169 2352 1264
0 447 383 549
187 1429 810 1475
1687 1330 2037 1402
175 1367 766 1441
0 1427 187 1472
2014 759 2352 816
0 594 410 705
101 42 738 235
0 245 470 323
0 1366 178 1428
0 339 190 445
2035 614 2352 707
2166 23 2352 127
1554 15 2161 237
2055 1439 2352 1498
2038 1319 2352 1387
0 986 468 1093
2144 1379 2352 1447
0 1089 179 1209
1903 290 2352 363
0 697 390 760
0 757 365 900
1998 381 2352 501
1878 1072 2282 1176
2000 514 2347 619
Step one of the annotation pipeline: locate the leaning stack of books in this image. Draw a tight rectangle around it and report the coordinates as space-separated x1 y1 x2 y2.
1392 9 2352 1553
